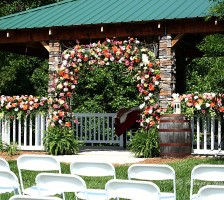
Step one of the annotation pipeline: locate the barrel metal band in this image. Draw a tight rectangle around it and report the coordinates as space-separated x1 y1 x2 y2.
160 152 191 157
159 129 192 132
160 120 189 122
160 143 192 146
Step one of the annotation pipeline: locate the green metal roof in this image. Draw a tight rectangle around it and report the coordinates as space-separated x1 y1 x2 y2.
0 0 215 30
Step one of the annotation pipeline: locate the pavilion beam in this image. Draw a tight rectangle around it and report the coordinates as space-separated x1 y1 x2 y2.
0 18 222 44
172 33 184 47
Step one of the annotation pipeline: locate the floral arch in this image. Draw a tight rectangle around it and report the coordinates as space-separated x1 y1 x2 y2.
48 37 162 129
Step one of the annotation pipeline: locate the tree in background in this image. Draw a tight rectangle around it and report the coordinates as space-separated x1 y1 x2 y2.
0 0 62 96
186 0 224 93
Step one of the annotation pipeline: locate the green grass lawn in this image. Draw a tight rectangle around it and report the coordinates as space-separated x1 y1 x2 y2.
2 157 224 199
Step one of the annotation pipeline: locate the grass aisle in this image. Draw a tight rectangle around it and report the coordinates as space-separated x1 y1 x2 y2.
2 157 224 199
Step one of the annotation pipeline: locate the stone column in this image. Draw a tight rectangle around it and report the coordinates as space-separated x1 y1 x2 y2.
159 35 176 108
48 41 61 97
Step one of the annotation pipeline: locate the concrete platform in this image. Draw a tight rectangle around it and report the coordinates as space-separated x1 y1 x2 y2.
54 146 146 165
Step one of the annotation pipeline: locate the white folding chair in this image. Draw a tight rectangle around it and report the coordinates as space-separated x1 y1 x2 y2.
105 179 161 200
190 164 224 200
128 164 176 200
70 161 116 200
9 195 63 200
197 185 224 200
0 157 10 171
36 173 88 200
0 170 21 195
17 154 61 197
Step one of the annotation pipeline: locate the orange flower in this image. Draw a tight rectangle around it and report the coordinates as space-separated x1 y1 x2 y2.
53 115 59 121
148 62 153 68
210 102 216 108
63 73 70 79
33 103 39 109
22 105 28 111
11 103 17 107
219 107 224 112
65 121 71 127
149 83 155 91
58 111 64 117
112 46 118 53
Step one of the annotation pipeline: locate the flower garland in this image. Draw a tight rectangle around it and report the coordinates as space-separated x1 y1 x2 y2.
0 95 48 119
48 37 162 128
169 92 224 119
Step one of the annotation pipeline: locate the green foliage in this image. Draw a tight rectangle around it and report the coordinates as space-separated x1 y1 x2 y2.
186 34 224 93
4 142 21 156
43 126 80 155
0 52 49 96
73 63 141 113
128 127 160 158
0 140 20 156
207 0 224 20
0 0 63 17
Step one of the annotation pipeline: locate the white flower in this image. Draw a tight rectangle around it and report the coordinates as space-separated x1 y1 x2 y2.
59 100 65 105
64 54 69 60
206 103 210 108
139 102 145 109
194 96 198 100
155 81 159 85
146 118 150 123
62 60 67 66
135 39 140 44
142 54 149 66
57 84 63 89
195 104 201 110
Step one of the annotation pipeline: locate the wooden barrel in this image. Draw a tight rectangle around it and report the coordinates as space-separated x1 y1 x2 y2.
159 114 192 157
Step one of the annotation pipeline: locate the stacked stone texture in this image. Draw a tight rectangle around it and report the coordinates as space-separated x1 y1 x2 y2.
48 41 61 97
159 35 176 108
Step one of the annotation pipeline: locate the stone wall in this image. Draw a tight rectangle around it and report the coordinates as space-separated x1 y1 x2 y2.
159 35 176 108
48 41 61 97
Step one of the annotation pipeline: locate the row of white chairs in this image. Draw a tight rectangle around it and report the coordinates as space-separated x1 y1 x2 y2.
0 155 174 199
1 155 224 199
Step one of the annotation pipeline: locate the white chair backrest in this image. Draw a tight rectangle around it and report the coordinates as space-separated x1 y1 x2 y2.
197 185 224 200
70 161 116 178
128 164 175 180
0 158 10 171
128 164 176 200
35 173 87 196
0 170 21 195
70 161 116 200
190 164 224 199
105 179 160 200
9 195 63 200
17 154 61 171
17 154 61 194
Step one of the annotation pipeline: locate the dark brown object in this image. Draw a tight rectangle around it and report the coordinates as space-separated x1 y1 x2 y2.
159 114 192 157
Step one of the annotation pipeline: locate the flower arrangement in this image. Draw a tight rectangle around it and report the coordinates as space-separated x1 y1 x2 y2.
0 95 48 119
169 92 224 119
47 37 162 129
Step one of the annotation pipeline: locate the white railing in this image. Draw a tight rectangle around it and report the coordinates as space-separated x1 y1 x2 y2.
73 113 121 146
1 113 223 155
191 115 224 156
0 113 123 151
0 115 48 151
